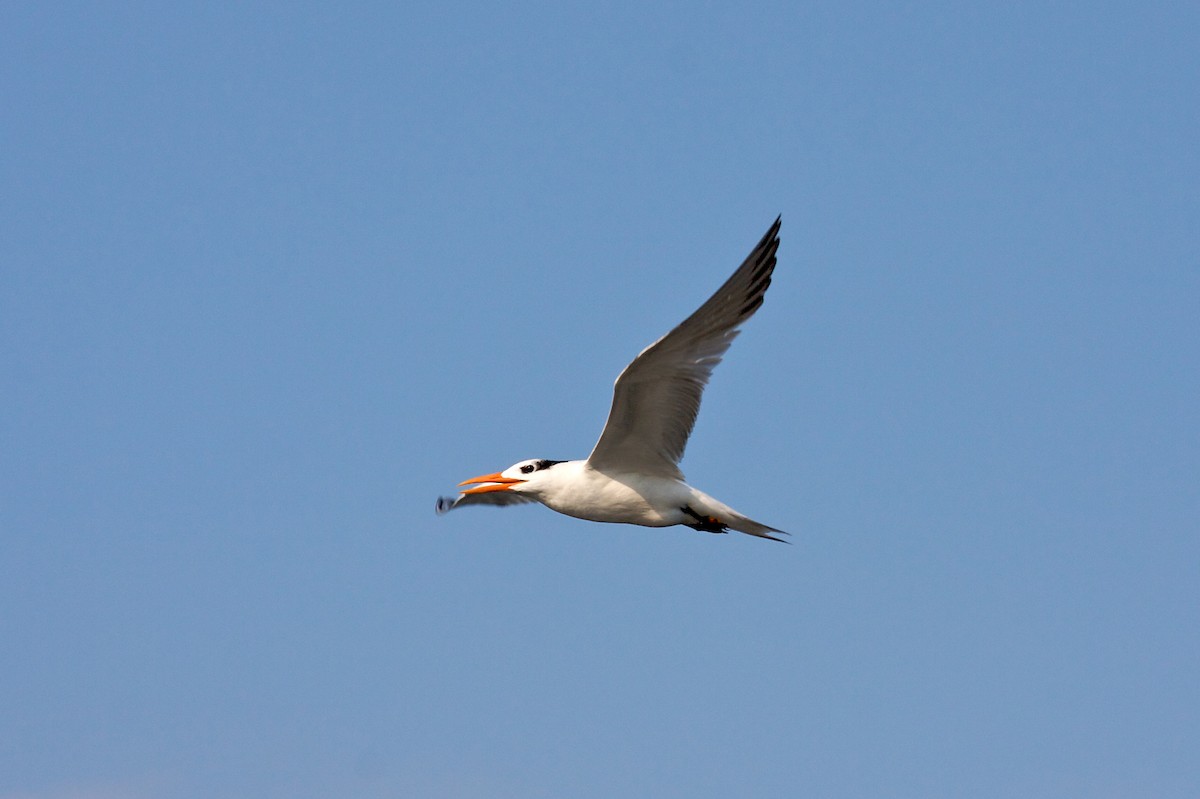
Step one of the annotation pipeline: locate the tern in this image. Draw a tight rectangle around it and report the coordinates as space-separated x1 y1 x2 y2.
437 216 787 542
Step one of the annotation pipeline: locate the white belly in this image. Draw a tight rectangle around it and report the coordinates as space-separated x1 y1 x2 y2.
539 463 690 527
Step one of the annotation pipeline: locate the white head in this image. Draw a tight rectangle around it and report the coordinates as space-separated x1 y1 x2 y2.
457 458 565 498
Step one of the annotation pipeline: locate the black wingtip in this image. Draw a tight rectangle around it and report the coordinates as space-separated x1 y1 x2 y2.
749 216 782 264
435 496 454 515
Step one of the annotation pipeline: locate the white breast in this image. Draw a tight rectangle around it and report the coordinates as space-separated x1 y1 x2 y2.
535 461 690 527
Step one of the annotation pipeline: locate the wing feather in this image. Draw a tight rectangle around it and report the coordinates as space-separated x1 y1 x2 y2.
587 217 781 478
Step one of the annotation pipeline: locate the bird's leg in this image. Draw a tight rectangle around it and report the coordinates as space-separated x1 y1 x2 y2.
682 505 728 534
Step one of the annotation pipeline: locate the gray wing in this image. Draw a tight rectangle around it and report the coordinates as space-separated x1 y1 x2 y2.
587 216 781 479
435 491 540 514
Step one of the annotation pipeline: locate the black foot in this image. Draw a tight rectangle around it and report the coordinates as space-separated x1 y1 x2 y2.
682 505 728 534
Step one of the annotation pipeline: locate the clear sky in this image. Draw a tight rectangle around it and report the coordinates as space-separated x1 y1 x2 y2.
2 3 1197 798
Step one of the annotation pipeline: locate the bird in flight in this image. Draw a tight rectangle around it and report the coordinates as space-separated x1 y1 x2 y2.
437 216 787 542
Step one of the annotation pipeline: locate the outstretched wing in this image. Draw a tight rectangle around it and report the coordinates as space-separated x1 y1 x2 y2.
587 217 781 480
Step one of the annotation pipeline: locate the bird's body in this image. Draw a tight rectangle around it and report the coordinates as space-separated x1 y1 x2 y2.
437 217 788 542
499 459 775 536
524 461 681 527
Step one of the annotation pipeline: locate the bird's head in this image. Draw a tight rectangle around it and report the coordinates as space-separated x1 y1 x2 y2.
457 458 564 497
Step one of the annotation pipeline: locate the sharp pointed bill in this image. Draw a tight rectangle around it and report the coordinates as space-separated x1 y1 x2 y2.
436 218 789 543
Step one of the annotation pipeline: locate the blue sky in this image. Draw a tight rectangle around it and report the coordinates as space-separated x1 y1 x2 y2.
2 2 1197 797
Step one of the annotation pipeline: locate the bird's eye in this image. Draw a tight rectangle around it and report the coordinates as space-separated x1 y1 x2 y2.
520 464 536 474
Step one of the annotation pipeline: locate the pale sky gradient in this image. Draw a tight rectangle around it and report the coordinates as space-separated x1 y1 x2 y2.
3 3 1198 798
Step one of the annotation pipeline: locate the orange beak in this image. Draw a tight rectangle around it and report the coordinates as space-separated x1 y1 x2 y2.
458 471 526 495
